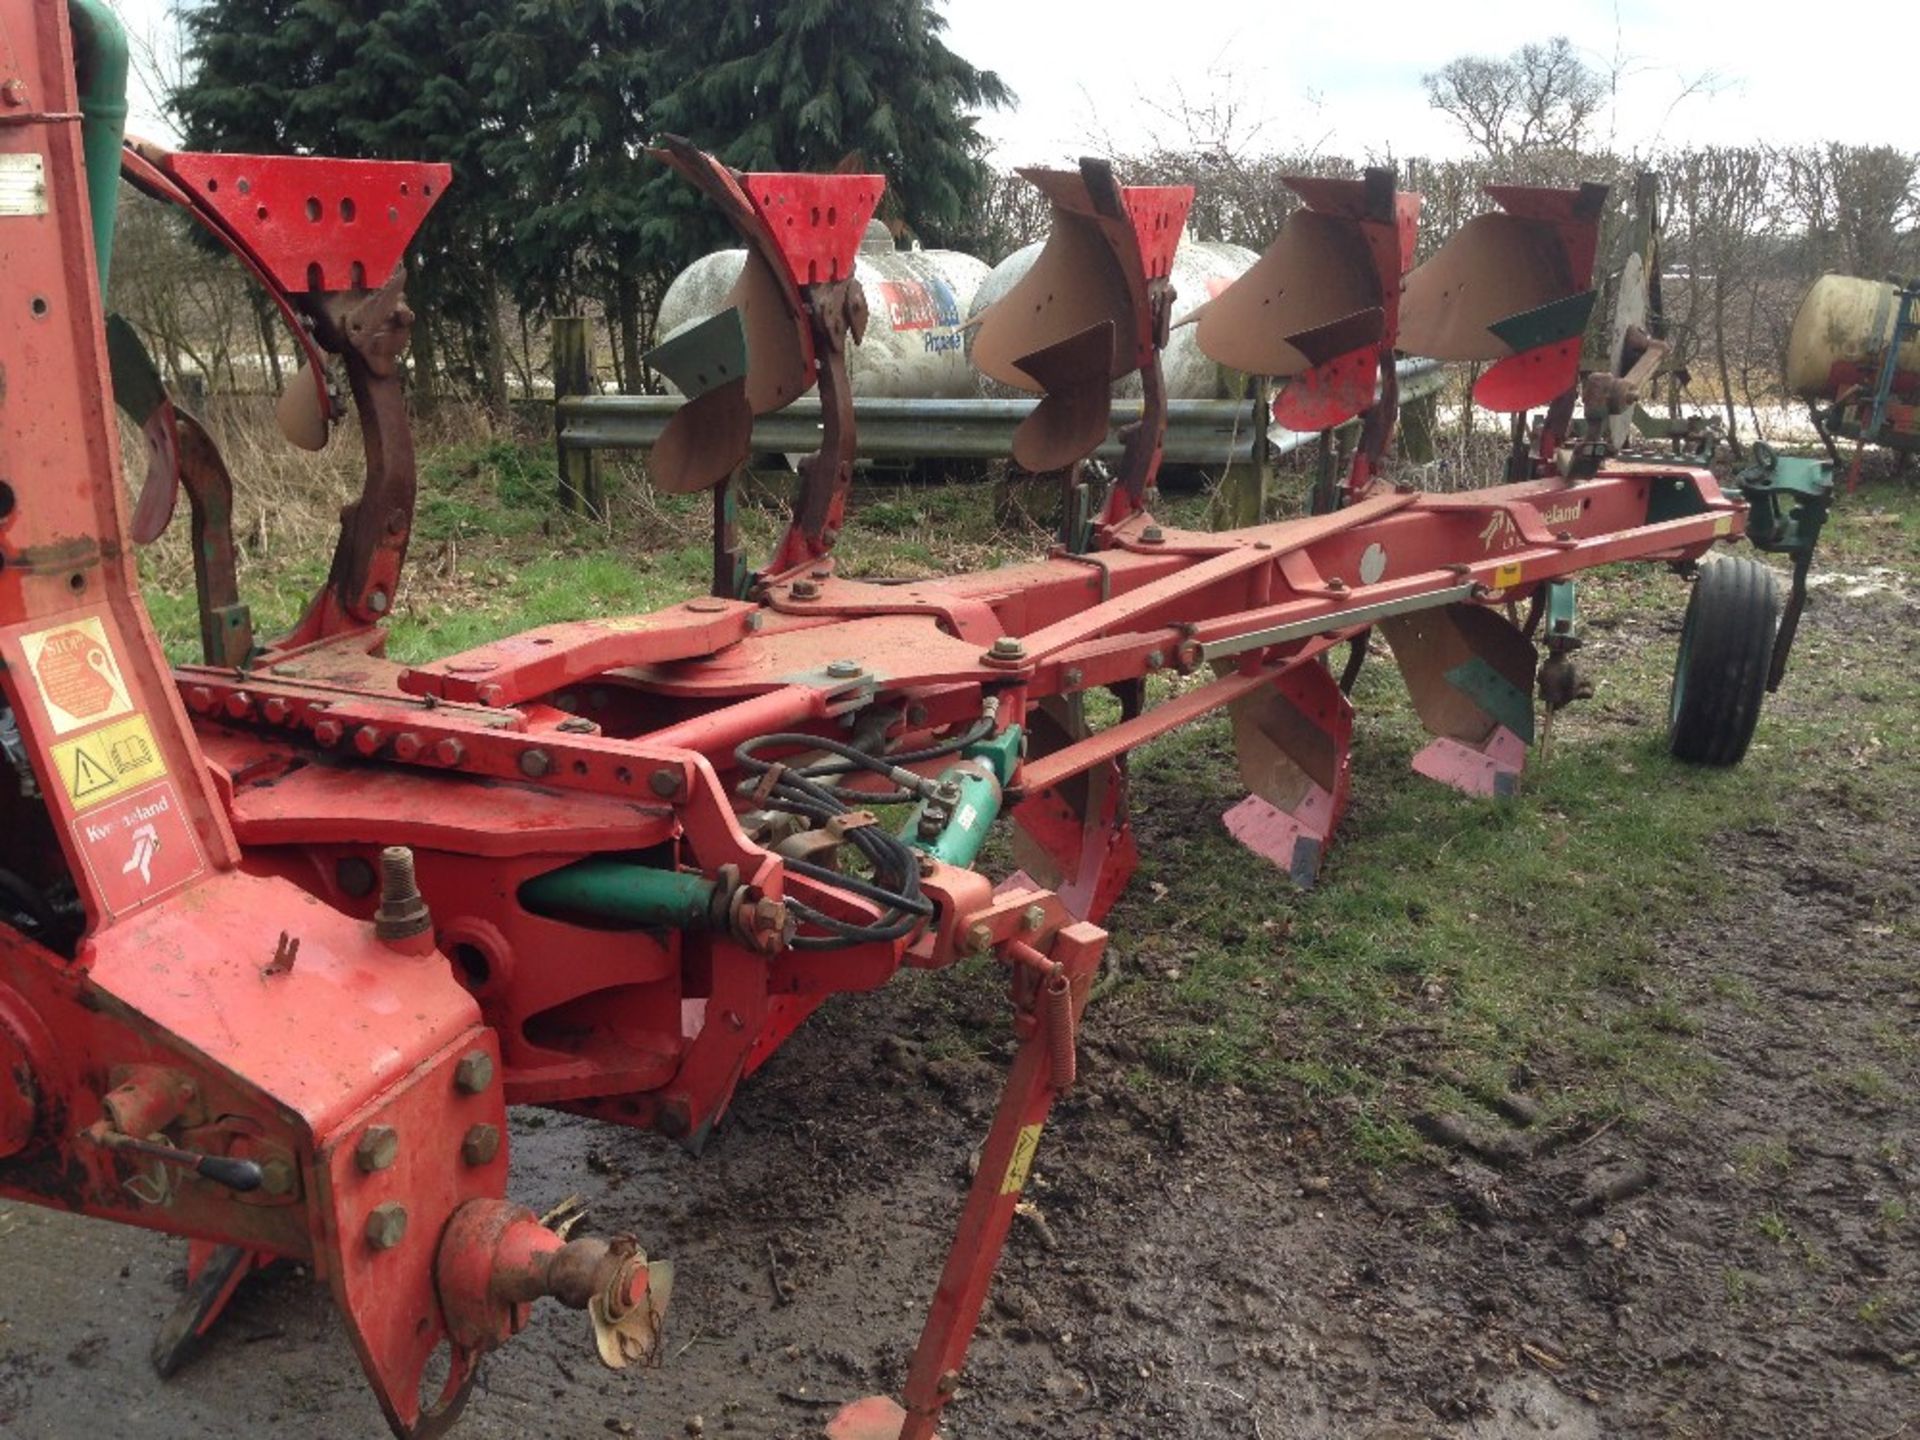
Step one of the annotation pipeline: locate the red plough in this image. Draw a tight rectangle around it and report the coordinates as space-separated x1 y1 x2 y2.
0 6 1827 1437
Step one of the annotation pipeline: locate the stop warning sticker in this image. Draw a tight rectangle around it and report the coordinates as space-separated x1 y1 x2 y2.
21 618 134 736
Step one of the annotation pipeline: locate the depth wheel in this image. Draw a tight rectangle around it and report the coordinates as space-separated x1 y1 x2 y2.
1667 555 1780 766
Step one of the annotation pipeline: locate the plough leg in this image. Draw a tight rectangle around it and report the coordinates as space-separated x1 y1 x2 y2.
829 911 1106 1440
151 1241 267 1378
1009 696 1139 923
1381 603 1537 798
1222 659 1354 887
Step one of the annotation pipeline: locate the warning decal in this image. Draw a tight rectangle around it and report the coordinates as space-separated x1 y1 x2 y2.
71 780 204 916
51 714 168 811
21 617 135 736
999 1122 1044 1196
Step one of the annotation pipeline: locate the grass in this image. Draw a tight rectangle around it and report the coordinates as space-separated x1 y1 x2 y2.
132 403 1920 1165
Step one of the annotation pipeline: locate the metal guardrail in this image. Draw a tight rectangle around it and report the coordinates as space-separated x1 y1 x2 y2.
555 359 1447 470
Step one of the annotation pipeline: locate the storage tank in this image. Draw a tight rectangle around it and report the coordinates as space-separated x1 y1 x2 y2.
1785 274 1920 398
968 236 1259 400
654 221 989 399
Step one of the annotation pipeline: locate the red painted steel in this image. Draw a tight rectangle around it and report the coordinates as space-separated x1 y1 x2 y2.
161 151 452 292
742 171 886 287
1 35 1769 1437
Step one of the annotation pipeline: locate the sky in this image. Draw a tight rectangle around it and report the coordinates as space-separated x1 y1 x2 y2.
111 0 1910 162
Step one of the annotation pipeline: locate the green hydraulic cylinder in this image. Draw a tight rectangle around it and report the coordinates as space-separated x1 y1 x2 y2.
520 859 721 930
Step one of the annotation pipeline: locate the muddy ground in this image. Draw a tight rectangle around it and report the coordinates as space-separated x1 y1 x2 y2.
2 591 1916 1440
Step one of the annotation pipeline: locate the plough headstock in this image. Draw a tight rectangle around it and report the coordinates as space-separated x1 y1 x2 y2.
971 160 1194 525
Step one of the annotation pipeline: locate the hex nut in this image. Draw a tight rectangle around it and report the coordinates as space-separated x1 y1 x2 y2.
259 1158 296 1197
518 749 553 779
365 1202 409 1251
462 1123 502 1167
453 1051 494 1095
355 1125 399 1173
649 767 682 799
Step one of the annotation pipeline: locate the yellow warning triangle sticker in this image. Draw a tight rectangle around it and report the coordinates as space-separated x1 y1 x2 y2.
71 745 115 798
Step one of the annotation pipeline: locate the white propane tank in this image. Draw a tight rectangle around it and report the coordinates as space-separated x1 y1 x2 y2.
654 222 990 399
967 236 1259 400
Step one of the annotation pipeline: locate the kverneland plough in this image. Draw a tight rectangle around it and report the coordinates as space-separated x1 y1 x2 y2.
0 5 1830 1438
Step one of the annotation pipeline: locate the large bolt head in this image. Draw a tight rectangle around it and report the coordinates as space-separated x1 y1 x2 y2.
461 1123 502 1167
518 749 553 779
365 1202 409 1251
355 1125 399 1173
453 1050 494 1094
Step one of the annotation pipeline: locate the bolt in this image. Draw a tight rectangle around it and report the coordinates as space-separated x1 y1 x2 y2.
1 79 26 107
987 636 1026 664
810 567 831 580
313 718 344 747
790 580 819 601
393 732 424 761
1063 667 1084 690
518 749 553 779
461 1123 501 1167
477 682 506 707
374 845 432 944
745 612 765 632
556 717 595 734
1022 904 1047 932
685 597 727 613
453 1050 494 1095
224 690 253 719
259 1159 295 1197
186 686 215 714
368 588 390 615
918 804 950 841
826 659 863 679
432 738 465 766
1327 578 1347 593
365 1202 409 1251
649 767 682 799
968 922 994 955
1141 525 1165 544
1145 650 1165 671
906 703 929 726
355 1125 399 1173
353 726 385 756
262 697 292 724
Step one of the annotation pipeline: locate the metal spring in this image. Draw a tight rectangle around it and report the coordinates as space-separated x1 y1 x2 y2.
1043 971 1076 1092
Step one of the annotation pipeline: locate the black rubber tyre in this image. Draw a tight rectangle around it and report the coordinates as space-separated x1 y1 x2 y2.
1667 555 1780 766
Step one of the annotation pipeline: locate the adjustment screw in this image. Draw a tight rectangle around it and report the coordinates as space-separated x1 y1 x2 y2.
355 1125 399 1174
453 1050 494 1095
461 1124 501 1167
365 1202 409 1251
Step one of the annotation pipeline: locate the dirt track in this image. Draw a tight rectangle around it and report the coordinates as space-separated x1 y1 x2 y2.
2 596 1915 1440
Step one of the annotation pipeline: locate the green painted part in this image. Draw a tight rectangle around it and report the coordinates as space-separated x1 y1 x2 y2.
1488 289 1598 353
1446 656 1535 744
962 724 1023 786
520 860 718 929
67 0 129 292
907 762 1005 869
643 308 747 401
1737 451 1833 556
106 315 166 424
1542 578 1578 640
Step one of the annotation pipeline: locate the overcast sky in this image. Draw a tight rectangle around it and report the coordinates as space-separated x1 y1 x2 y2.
113 0 1908 161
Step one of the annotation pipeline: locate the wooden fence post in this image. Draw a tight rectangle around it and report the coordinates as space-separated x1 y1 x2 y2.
552 316 603 516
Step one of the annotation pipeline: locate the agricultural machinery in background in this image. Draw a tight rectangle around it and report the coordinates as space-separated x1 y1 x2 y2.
0 3 1833 1438
1788 270 1920 489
